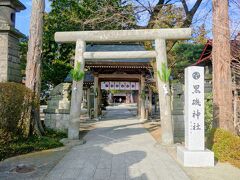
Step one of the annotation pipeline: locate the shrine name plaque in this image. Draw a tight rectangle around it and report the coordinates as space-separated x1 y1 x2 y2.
177 66 214 167
185 66 204 150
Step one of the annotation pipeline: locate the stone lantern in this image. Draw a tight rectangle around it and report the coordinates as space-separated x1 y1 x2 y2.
0 0 26 82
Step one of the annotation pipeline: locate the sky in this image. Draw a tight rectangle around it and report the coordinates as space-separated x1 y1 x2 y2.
16 0 51 35
16 0 239 38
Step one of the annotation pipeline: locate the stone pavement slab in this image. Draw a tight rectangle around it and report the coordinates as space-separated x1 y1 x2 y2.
45 104 190 180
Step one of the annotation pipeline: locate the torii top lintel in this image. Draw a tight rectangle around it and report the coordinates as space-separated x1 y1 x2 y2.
55 28 192 43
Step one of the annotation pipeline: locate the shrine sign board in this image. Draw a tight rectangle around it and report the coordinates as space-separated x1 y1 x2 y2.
185 66 204 150
177 66 214 167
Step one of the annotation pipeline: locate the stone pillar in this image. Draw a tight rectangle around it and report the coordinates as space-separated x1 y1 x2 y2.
83 89 87 108
149 88 153 117
154 93 157 113
145 94 149 120
0 1 25 83
155 39 174 145
130 92 134 103
68 40 86 139
94 75 99 119
137 85 141 117
87 87 91 118
140 74 146 121
177 66 214 167
98 86 102 117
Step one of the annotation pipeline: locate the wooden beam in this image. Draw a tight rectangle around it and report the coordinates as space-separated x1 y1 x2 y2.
98 74 140 79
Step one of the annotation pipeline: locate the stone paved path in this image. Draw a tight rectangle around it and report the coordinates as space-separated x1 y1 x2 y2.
45 104 190 180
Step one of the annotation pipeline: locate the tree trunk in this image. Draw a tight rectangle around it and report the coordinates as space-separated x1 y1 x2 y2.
25 0 45 135
212 0 234 131
233 74 238 133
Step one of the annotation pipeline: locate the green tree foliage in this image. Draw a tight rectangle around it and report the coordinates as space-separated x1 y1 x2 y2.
170 43 204 80
42 59 72 87
42 0 136 86
19 38 28 77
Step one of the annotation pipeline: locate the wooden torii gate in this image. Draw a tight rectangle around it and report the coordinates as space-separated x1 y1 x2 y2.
55 28 191 145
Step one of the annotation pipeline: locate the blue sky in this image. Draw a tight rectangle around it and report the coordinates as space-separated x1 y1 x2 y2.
16 0 239 38
16 0 51 35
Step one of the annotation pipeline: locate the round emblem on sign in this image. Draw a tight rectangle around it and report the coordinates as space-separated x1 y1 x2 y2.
192 72 200 80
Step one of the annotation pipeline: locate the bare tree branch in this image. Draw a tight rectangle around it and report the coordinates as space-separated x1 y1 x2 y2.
132 0 152 14
190 0 203 16
181 0 189 13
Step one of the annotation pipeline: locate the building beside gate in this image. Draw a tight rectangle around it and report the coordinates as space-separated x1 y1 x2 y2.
195 35 240 134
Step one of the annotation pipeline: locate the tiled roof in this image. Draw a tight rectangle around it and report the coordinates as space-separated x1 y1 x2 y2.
64 71 94 83
86 43 151 63
0 0 26 11
65 43 152 83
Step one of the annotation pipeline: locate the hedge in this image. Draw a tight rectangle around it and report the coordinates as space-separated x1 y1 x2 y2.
212 129 240 168
0 82 33 143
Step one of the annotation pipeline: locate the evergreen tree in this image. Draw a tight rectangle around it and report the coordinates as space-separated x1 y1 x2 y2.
42 0 136 86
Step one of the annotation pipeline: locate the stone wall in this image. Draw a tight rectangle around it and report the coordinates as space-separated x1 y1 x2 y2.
171 83 184 143
0 32 21 82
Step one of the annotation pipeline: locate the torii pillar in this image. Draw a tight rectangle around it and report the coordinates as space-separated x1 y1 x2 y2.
140 74 146 121
93 73 99 119
55 28 191 144
68 40 85 139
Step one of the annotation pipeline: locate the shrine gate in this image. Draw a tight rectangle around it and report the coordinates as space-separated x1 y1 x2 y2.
55 28 191 145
